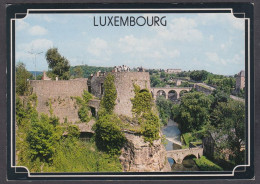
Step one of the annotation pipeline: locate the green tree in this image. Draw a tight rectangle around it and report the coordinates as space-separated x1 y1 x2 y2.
27 114 62 163
16 62 32 95
101 73 117 114
45 48 70 80
73 66 83 78
93 114 126 155
190 70 209 81
174 92 212 133
210 100 245 164
74 90 93 122
156 96 173 125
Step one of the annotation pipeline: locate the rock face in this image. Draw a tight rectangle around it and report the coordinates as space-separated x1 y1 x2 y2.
119 132 171 172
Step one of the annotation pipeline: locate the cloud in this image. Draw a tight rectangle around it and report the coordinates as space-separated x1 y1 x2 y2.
16 20 29 31
118 35 180 61
197 13 244 31
28 25 48 36
87 38 111 57
205 52 244 66
220 38 233 50
155 17 203 42
17 39 53 52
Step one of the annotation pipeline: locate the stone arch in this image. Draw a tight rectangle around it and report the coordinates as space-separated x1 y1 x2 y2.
167 157 177 167
180 90 188 97
182 154 198 162
156 90 166 99
168 90 177 101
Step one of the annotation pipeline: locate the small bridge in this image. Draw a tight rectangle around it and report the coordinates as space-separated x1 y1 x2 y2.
167 147 203 164
151 87 192 100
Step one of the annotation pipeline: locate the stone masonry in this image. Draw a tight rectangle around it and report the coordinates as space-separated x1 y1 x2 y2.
30 78 88 123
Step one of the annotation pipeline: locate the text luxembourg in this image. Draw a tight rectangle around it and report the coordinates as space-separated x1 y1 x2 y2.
93 16 167 26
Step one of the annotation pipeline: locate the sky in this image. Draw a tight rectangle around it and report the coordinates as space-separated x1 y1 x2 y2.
15 13 245 75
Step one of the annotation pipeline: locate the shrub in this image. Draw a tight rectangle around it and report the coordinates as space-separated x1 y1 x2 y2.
101 73 117 114
194 156 223 171
93 114 126 155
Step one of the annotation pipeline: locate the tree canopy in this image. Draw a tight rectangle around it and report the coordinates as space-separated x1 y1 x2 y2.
16 62 32 95
45 48 70 80
174 92 212 133
210 100 245 164
101 73 117 114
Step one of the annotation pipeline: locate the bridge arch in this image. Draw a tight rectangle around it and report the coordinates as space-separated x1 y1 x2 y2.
183 154 198 161
156 90 166 99
168 90 178 101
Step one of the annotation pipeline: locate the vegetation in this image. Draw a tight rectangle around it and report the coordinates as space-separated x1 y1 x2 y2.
194 156 223 171
16 62 32 95
156 96 174 126
73 90 93 123
209 99 245 165
93 113 126 155
131 84 153 116
70 65 113 78
45 48 70 80
173 92 212 133
131 84 160 143
101 73 117 114
190 70 209 81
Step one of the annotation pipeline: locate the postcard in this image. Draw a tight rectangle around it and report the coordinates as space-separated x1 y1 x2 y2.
6 3 254 180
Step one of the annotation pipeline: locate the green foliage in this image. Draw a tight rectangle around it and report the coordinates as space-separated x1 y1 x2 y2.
190 70 209 81
150 75 166 87
141 112 160 143
27 114 62 163
67 125 80 139
182 133 196 145
131 84 152 116
72 66 83 78
70 65 113 78
45 48 70 80
130 84 160 143
74 90 93 123
156 96 174 125
44 140 122 172
16 62 32 96
101 73 117 114
93 114 126 155
194 156 223 171
210 100 245 165
174 92 212 133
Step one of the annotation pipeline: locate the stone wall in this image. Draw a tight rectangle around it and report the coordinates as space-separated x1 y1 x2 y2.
113 72 151 118
30 78 88 123
89 72 151 118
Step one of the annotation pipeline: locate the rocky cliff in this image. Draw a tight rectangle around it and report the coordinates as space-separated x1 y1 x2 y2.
119 132 171 172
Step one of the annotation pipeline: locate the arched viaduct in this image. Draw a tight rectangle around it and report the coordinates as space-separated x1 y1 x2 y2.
166 147 203 164
151 87 192 100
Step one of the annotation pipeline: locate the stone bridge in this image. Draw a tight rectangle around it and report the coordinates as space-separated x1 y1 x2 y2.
151 87 192 100
166 147 203 164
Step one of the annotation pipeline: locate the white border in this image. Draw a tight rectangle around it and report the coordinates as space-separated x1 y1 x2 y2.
10 8 251 178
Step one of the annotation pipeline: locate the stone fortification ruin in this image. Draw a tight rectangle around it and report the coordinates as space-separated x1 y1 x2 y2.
30 78 88 123
89 71 151 118
30 68 170 172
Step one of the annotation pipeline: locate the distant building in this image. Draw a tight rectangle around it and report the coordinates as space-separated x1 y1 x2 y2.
236 70 245 90
42 71 51 80
165 69 182 74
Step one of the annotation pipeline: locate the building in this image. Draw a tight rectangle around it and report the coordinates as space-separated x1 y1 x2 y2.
236 70 245 90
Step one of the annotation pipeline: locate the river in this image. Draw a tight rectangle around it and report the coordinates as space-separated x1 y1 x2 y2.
162 119 199 171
